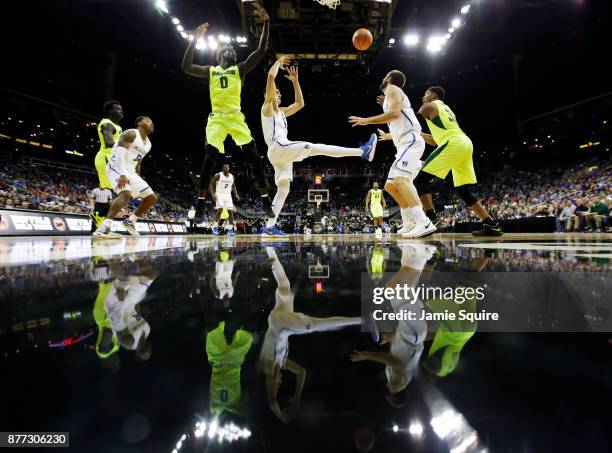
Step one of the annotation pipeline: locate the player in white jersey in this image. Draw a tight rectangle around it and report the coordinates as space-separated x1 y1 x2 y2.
349 70 436 238
260 247 361 422
351 242 435 407
93 116 158 238
210 248 239 306
208 164 239 236
103 261 157 362
261 55 378 236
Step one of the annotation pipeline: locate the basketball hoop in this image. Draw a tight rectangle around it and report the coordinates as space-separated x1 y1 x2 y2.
314 0 341 9
308 189 329 209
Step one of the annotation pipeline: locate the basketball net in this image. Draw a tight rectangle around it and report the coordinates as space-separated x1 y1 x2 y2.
314 0 341 9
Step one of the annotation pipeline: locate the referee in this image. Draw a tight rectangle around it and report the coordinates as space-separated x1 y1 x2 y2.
88 186 113 232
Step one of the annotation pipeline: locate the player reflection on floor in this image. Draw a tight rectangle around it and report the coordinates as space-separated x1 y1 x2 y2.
210 244 241 308
260 247 361 423
98 258 157 364
353 241 482 407
351 242 436 407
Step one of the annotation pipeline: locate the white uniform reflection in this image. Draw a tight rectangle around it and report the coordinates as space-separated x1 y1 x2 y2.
260 247 361 423
351 242 436 407
102 259 157 361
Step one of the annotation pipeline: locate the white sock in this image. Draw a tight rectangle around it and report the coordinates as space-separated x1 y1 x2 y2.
102 218 113 228
267 180 290 228
128 213 139 223
410 206 428 223
401 207 415 226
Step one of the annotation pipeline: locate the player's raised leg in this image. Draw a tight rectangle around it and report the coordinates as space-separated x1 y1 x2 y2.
261 57 377 236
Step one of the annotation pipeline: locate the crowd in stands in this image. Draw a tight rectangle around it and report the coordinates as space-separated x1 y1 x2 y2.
1 150 609 233
437 156 610 232
0 153 190 222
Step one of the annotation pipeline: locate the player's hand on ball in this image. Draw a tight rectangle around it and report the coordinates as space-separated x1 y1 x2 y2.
194 23 209 39
377 95 385 106
284 66 299 82
350 350 368 362
348 116 369 127
117 175 129 189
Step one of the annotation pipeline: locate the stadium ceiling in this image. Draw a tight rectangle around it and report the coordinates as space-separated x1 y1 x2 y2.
241 0 394 75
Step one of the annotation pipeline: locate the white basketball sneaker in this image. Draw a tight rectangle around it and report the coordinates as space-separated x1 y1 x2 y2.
122 219 140 236
397 220 416 235
402 220 436 238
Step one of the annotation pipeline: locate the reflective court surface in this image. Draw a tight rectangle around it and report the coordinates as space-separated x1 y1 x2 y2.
0 234 611 453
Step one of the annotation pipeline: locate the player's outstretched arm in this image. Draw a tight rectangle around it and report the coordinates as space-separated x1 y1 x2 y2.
181 23 211 79
350 350 403 367
262 55 291 116
281 66 304 118
348 85 402 127
239 4 270 76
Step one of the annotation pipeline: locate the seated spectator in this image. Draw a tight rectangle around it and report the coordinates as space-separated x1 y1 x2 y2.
558 200 575 232
584 194 609 232
567 198 588 232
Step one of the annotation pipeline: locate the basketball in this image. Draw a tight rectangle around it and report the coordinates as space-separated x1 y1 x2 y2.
352 28 373 51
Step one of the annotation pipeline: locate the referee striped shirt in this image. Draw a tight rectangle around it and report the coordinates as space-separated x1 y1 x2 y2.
88 188 113 203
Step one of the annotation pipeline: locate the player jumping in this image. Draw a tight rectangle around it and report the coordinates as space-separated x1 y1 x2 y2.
365 181 386 237
349 70 435 238
414 86 503 236
261 55 377 236
93 116 158 238
182 4 274 221
209 164 239 236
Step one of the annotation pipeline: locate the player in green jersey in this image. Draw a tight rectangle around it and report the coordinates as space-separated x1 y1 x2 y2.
414 86 503 236
182 4 274 220
92 100 122 227
365 182 387 237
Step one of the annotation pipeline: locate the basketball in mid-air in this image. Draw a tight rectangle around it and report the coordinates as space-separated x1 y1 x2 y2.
352 28 373 51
